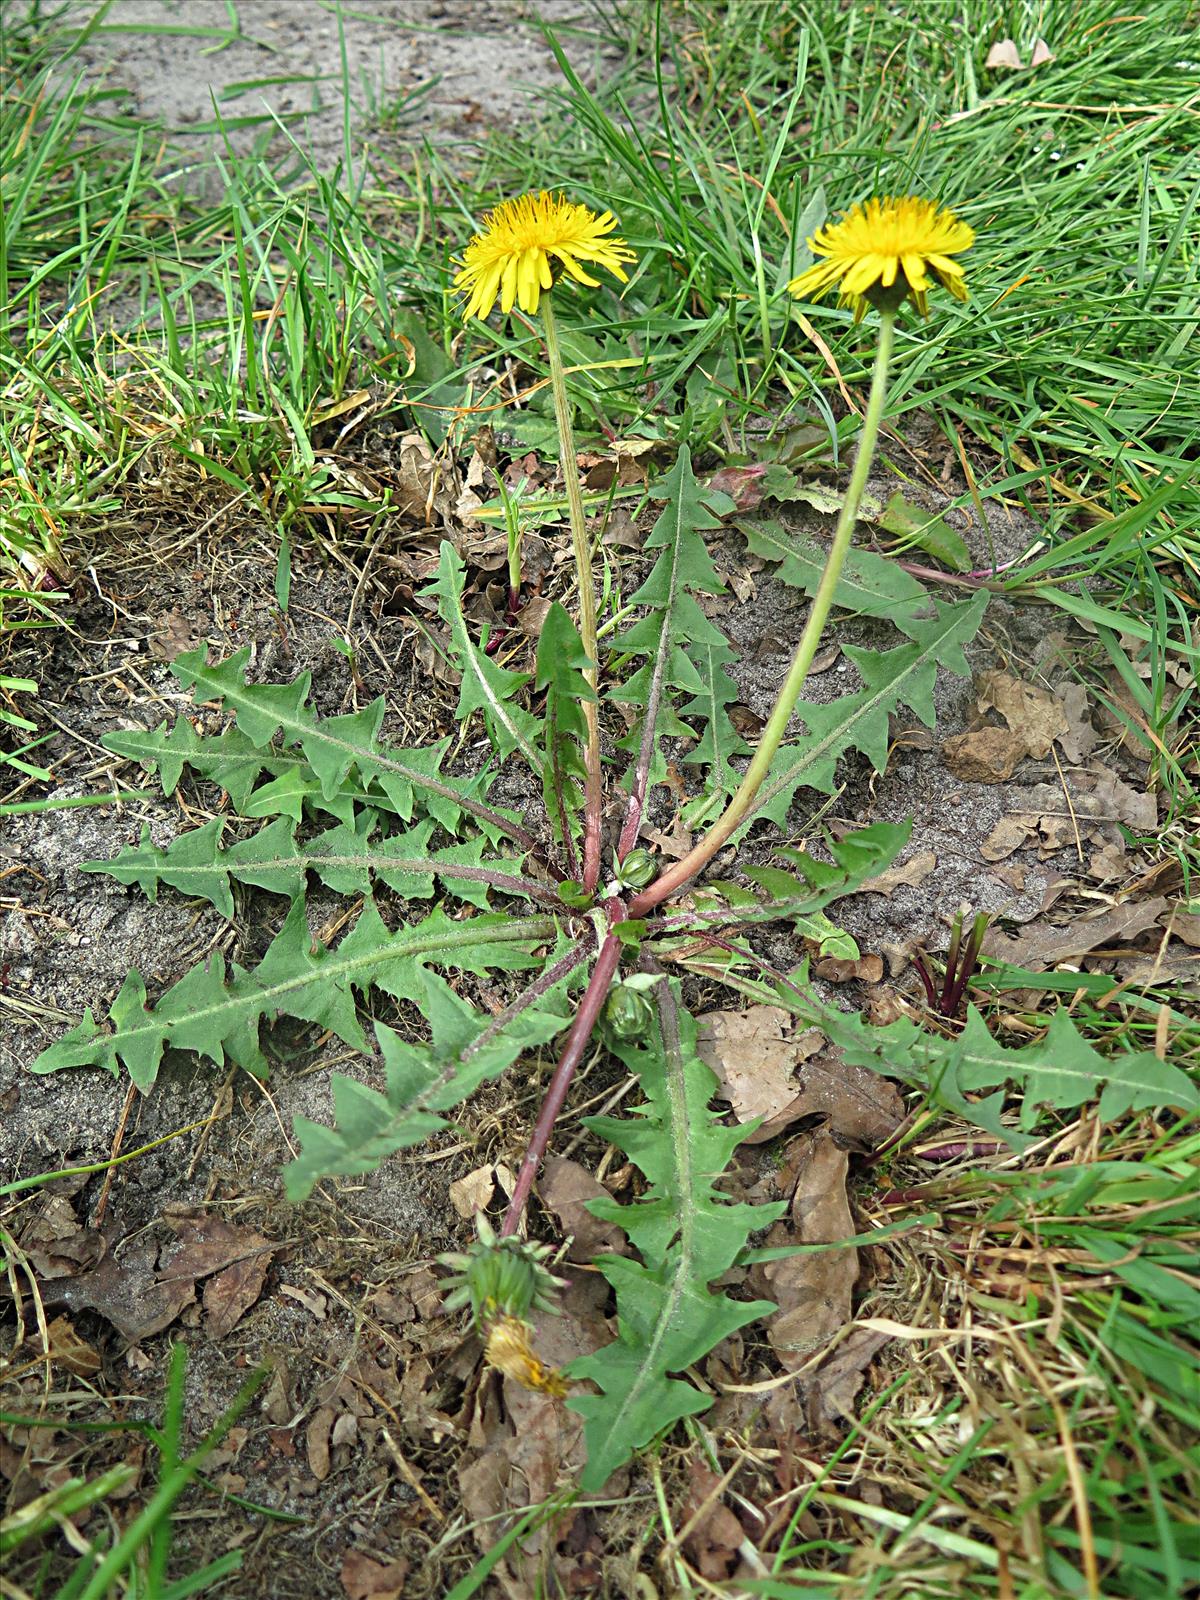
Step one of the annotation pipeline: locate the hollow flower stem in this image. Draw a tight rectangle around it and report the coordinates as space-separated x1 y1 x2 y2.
630 308 898 916
501 923 624 1235
540 293 603 894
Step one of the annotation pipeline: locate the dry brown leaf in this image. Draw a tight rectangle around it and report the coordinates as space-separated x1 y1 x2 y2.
55 1232 195 1343
44 1314 101 1378
976 671 1070 759
985 895 1171 969
761 1048 905 1148
814 953 884 984
699 1007 903 1147
449 1164 497 1219
394 432 451 525
203 1252 273 1339
643 810 694 860
149 607 203 663
805 1326 892 1427
1165 907 1200 949
696 1005 820 1124
1088 840 1131 883
755 1130 857 1369
980 816 1034 862
681 1460 745 1581
856 850 938 896
942 725 1029 782
1057 682 1098 763
540 1157 626 1263
16 1197 105 1279
279 1282 328 1319
340 1551 411 1600
331 1412 359 1448
1089 768 1157 833
306 1405 335 1482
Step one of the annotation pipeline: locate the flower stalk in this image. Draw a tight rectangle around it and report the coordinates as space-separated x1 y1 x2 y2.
630 308 899 915
540 293 604 894
501 915 625 1235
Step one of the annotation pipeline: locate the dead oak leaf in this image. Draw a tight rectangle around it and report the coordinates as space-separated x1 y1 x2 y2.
43 1314 102 1378
540 1157 626 1263
203 1252 273 1339
944 671 1080 781
976 671 1070 760
681 1460 746 1581
984 895 1171 969
981 815 1035 862
698 1006 902 1147
1057 682 1098 764
856 850 938 896
805 1325 892 1428
149 607 204 663
696 1005 821 1124
753 1130 857 1370
54 1211 277 1344
340 1551 410 1600
449 1164 498 1220
760 1047 905 1148
942 725 1030 783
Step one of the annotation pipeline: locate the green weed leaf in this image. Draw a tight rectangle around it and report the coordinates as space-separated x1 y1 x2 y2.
536 601 594 850
567 984 783 1491
754 591 988 827
611 446 733 789
426 542 544 773
740 516 936 638
82 818 538 916
162 647 515 840
285 975 570 1200
31 897 556 1091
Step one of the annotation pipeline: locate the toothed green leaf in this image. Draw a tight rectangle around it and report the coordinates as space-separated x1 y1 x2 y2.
31 897 557 1091
567 988 783 1491
536 601 594 850
426 542 544 772
285 978 571 1200
753 591 988 829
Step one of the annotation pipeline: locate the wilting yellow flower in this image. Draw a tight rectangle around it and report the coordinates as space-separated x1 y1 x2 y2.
454 190 635 321
484 1315 568 1399
788 195 974 322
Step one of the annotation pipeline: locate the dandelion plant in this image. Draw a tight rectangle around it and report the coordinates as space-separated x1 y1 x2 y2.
35 189 1197 1486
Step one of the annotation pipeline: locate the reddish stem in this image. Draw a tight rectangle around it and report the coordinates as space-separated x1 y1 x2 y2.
501 914 625 1234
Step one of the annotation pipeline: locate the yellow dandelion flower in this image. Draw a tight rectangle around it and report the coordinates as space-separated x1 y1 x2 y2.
454 190 635 321
788 195 974 322
484 1315 568 1399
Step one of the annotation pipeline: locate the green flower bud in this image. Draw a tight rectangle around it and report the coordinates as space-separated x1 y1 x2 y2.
614 848 656 890
438 1215 565 1330
604 979 655 1042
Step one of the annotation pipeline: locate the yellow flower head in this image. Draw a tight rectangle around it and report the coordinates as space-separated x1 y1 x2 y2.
484 1315 568 1399
788 195 974 323
454 190 635 321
